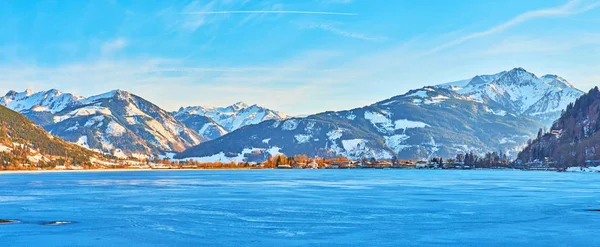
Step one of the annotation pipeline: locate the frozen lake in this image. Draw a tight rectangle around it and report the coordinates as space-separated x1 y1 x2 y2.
1 170 599 246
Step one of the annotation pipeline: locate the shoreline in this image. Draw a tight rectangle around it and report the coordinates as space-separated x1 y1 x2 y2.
0 168 260 174
0 167 589 174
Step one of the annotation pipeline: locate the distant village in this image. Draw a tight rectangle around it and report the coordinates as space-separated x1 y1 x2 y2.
15 151 574 171
1 141 587 172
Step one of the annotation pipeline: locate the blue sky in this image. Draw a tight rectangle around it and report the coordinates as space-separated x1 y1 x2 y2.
1 0 599 115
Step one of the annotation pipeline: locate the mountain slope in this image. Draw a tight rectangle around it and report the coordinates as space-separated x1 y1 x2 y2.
177 86 542 162
2 89 205 158
0 105 99 168
174 102 288 137
172 112 228 140
517 87 600 167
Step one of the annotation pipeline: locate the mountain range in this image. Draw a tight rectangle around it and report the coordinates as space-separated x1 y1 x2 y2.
173 102 288 139
1 67 584 162
176 68 584 162
1 90 205 158
1 90 287 158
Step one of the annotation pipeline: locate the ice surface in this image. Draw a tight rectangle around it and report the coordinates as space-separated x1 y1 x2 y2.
1 170 599 246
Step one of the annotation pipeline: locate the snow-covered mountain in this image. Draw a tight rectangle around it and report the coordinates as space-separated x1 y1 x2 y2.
176 87 543 162
177 68 583 162
0 89 82 113
1 89 205 158
438 68 583 124
173 102 288 138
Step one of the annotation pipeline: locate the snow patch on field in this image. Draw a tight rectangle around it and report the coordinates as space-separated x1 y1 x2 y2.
76 136 89 148
407 90 428 98
198 123 212 135
99 134 114 150
341 139 368 152
304 121 316 133
130 153 149 160
424 95 449 104
394 119 430 131
365 111 429 134
294 134 311 144
28 154 48 163
106 121 126 137
566 166 600 172
185 146 284 163
185 152 237 163
484 107 507 116
271 121 281 128
412 99 423 105
281 119 299 131
427 136 440 156
125 117 138 125
327 129 343 140
66 124 79 131
125 104 150 117
113 149 128 159
267 146 283 156
365 111 394 133
325 138 394 160
346 112 356 120
384 134 411 153
84 115 105 127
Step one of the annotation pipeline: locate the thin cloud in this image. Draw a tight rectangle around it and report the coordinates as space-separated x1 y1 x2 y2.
303 23 386 42
326 0 353 3
424 0 600 55
183 10 358 16
101 38 127 55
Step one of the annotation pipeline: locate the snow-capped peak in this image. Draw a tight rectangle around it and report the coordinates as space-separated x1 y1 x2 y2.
77 89 135 106
230 101 249 110
435 67 583 124
494 67 539 87
541 74 574 89
174 102 288 132
0 89 82 113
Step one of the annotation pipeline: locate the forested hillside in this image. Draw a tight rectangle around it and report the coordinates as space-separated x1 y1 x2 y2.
517 87 600 166
0 105 101 169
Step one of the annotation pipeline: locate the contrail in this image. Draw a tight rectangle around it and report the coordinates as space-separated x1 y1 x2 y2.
183 10 357 16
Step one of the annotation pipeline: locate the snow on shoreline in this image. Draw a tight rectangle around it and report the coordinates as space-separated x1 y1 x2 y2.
566 166 600 172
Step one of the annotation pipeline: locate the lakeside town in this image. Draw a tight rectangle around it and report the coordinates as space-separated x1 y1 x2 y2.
2 151 591 172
